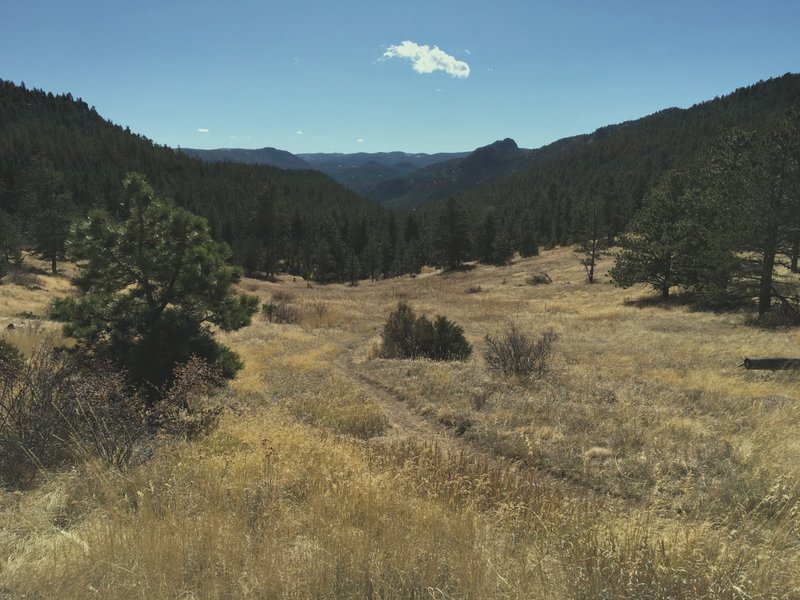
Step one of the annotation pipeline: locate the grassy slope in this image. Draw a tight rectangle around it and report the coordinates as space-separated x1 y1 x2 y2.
2 249 799 598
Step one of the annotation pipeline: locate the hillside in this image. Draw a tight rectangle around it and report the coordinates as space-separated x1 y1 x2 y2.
0 80 392 282
365 137 584 210
2 249 799 597
309 75 800 217
299 150 470 194
180 146 313 170
446 73 800 244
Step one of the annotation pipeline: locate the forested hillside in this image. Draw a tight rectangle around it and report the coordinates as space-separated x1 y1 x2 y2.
180 146 313 170
444 73 800 248
2 75 798 292
0 80 405 283
365 137 541 210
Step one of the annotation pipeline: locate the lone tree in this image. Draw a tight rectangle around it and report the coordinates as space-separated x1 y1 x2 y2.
573 198 607 284
53 173 258 396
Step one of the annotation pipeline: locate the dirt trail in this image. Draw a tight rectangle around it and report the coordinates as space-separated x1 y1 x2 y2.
343 366 446 443
333 352 648 513
333 350 449 443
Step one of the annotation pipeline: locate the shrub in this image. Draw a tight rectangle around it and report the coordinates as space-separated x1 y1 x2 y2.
0 338 23 374
0 347 227 487
152 356 225 439
526 271 552 285
0 341 148 487
483 325 558 378
262 291 299 324
271 290 293 304
5 270 43 289
380 301 418 358
465 285 483 294
380 302 471 361
431 315 472 361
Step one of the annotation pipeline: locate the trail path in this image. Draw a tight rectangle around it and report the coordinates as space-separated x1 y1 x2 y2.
334 356 450 444
333 349 647 514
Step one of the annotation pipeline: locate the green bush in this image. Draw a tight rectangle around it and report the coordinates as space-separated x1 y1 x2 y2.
431 315 472 360
380 302 471 361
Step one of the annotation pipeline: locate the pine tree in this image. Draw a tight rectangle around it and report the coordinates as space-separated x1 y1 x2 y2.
435 197 472 270
20 157 76 273
573 198 607 284
610 171 698 298
476 211 497 263
52 173 258 395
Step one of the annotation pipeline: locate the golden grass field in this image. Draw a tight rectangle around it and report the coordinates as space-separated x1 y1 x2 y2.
1 248 799 598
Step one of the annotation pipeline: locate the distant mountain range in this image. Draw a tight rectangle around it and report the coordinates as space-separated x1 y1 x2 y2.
180 146 471 197
180 147 311 170
181 136 589 211
181 73 800 221
180 72 800 224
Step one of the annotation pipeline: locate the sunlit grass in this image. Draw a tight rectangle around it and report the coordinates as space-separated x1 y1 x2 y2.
2 248 800 597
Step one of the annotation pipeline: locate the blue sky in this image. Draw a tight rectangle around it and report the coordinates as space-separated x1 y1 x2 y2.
2 1 798 153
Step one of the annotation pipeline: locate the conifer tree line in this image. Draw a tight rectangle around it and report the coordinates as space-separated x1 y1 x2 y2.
0 80 525 282
428 73 800 254
611 113 800 315
0 79 539 281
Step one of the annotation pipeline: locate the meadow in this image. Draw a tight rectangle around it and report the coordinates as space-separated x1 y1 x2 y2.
1 248 799 598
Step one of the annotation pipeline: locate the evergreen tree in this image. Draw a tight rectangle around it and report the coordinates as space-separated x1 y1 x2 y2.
700 121 800 314
573 198 608 284
492 230 515 265
476 211 497 263
435 197 471 270
52 174 258 396
0 209 23 273
20 157 76 273
363 235 381 281
610 171 699 298
519 229 539 257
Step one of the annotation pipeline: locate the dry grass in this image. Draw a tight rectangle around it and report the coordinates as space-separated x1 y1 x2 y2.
2 249 800 598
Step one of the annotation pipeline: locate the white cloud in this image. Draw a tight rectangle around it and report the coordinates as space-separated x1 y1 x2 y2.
382 41 470 78
356 138 364 143
464 49 471 55
295 130 304 135
197 128 209 133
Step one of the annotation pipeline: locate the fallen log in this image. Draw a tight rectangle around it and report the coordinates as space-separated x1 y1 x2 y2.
743 358 800 370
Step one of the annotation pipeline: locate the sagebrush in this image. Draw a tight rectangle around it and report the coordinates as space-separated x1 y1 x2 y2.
483 325 558 378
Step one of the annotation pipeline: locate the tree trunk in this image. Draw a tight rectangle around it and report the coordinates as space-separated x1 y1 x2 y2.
791 234 799 273
51 255 57 274
758 222 779 315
